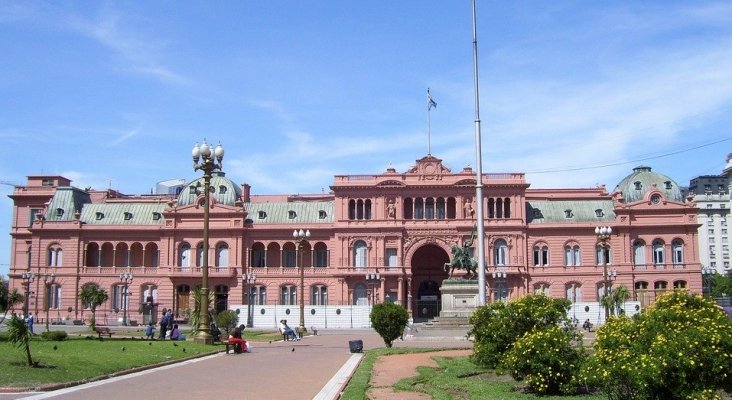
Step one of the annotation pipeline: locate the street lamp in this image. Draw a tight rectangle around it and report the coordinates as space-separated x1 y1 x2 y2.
595 226 613 321
192 139 224 344
293 228 310 336
119 272 133 326
702 266 717 297
365 272 381 305
43 272 56 332
21 272 35 318
491 270 507 302
242 273 256 328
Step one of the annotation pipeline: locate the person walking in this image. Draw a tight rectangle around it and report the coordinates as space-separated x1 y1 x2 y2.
158 309 169 340
25 313 35 334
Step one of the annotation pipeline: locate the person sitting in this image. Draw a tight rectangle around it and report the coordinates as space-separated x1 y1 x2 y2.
145 322 155 340
582 319 593 332
228 324 248 353
279 319 299 341
170 324 182 340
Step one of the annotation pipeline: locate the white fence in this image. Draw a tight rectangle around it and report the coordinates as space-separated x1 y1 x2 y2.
230 304 373 330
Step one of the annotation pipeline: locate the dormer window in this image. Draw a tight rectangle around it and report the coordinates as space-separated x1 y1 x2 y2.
42 178 54 187
288 210 297 219
96 212 104 220
634 181 642 190
664 181 672 190
533 209 543 218
124 212 133 221
152 212 161 221
564 209 573 218
595 209 604 217
219 185 227 194
189 186 197 194
258 211 267 219
56 208 64 217
318 210 327 219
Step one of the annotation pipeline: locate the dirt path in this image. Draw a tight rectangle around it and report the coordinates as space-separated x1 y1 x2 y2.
366 349 473 400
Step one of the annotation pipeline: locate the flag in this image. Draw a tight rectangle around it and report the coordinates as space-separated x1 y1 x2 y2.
427 88 437 110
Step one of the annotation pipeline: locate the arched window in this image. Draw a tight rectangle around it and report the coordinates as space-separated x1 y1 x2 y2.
353 241 368 268
311 285 328 305
348 199 356 220
251 242 266 267
565 283 582 302
179 243 191 269
493 239 508 266
283 243 296 268
533 244 549 267
414 198 424 219
254 285 267 305
356 199 364 220
504 198 511 218
353 283 367 305
47 246 63 267
280 285 297 306
112 284 129 312
488 198 495 219
425 198 435 219
141 284 158 304
314 242 328 268
215 243 229 268
635 281 649 307
565 245 581 266
672 240 684 265
633 240 646 266
364 199 372 220
652 240 665 265
673 280 687 289
496 198 503 218
403 198 413 219
436 197 446 219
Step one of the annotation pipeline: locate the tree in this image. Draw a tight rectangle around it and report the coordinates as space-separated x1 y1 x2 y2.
711 273 732 298
7 315 34 366
369 302 409 347
214 309 240 337
1 277 24 322
601 285 631 316
79 283 108 330
579 290 732 399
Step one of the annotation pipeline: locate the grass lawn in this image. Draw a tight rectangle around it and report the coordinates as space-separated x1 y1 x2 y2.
0 337 218 388
341 348 605 400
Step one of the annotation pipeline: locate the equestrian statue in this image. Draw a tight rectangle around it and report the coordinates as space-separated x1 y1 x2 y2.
443 225 478 279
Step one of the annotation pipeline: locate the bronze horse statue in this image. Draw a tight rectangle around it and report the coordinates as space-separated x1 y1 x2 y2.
443 226 478 279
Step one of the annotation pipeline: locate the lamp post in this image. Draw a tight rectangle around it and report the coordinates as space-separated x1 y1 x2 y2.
293 228 310 336
702 266 717 297
595 226 613 321
21 272 35 318
119 272 133 326
43 272 56 332
365 272 381 305
192 139 224 344
242 273 256 328
491 270 507 302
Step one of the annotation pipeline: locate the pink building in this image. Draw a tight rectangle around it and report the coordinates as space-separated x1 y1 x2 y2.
7 154 701 326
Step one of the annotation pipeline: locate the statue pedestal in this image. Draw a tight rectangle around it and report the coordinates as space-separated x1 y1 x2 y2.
440 279 479 318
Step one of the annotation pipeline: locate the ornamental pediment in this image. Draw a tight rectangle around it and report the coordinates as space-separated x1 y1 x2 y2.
405 155 452 181
376 180 406 187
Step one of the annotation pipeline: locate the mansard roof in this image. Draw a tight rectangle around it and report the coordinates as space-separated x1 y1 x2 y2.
80 203 168 225
43 187 91 221
527 199 616 224
177 172 242 207
244 201 334 224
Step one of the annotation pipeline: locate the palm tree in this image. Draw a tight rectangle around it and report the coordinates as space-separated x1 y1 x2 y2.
79 284 108 330
611 285 631 315
7 315 34 366
1 287 24 322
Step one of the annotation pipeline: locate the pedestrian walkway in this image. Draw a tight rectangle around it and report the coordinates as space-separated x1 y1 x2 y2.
3 329 466 400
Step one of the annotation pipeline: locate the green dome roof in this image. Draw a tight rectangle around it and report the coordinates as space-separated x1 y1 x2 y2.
177 172 242 207
615 165 683 203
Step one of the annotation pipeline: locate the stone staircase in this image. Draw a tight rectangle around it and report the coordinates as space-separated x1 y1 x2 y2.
406 316 472 340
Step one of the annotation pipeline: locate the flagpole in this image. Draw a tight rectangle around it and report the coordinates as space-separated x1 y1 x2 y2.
427 103 432 155
471 0 487 306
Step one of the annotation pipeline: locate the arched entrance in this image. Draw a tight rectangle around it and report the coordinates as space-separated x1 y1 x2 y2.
410 244 450 321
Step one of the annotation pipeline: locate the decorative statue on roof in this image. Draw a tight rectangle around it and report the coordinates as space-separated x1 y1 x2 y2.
444 225 478 279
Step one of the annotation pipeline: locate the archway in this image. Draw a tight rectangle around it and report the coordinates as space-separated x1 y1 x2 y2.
410 244 450 321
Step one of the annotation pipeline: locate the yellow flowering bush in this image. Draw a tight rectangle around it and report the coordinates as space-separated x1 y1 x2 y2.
469 294 573 368
501 325 586 395
579 291 732 399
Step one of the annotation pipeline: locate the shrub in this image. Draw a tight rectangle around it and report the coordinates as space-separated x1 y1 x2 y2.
579 291 732 399
501 325 586 395
214 309 239 337
370 302 409 347
40 330 68 341
469 294 573 368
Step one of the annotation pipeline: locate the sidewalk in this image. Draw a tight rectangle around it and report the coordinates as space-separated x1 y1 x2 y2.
2 329 467 400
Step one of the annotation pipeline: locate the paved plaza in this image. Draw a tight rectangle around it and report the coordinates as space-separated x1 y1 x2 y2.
0 327 472 400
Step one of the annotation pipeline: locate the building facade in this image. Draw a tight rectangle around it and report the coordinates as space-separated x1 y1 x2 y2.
7 154 702 326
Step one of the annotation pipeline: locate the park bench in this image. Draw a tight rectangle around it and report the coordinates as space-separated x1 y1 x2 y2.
223 337 248 354
94 327 113 339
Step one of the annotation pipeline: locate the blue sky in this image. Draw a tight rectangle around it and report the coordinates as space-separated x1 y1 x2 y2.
2 1 732 276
